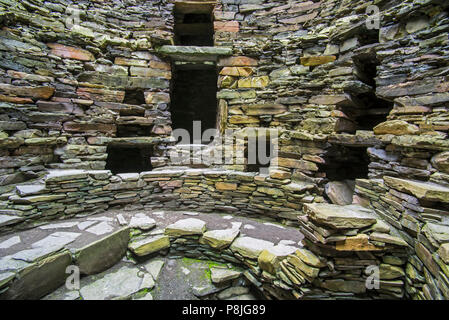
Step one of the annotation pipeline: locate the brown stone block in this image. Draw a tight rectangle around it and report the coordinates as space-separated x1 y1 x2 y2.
0 84 55 99
300 56 336 66
76 87 125 103
242 103 287 115
63 122 117 134
0 94 33 104
214 21 239 32
216 182 238 191
48 43 94 61
220 67 254 77
218 56 258 67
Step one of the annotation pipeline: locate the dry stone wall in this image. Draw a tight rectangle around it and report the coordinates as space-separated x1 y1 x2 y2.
0 0 449 300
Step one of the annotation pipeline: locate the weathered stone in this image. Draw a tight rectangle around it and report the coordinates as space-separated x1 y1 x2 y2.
300 56 336 66
325 181 353 205
374 120 420 135
431 152 449 174
336 234 383 251
379 264 405 280
210 268 241 284
438 244 449 264
129 214 156 230
79 266 152 300
128 235 170 256
320 279 366 294
369 232 408 247
286 255 320 279
165 218 206 237
230 237 274 260
215 182 237 191
200 228 240 250
258 245 296 274
0 84 54 99
304 204 377 229
384 176 449 203
48 43 94 61
1 251 72 300
75 228 129 275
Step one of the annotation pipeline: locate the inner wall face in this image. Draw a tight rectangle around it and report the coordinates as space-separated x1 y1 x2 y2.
170 67 218 144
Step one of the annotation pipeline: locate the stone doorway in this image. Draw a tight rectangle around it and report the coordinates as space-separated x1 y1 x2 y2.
170 64 218 144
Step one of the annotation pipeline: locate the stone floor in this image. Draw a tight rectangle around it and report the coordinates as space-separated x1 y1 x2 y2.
0 209 304 300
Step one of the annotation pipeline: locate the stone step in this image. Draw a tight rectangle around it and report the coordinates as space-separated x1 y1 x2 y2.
384 176 449 203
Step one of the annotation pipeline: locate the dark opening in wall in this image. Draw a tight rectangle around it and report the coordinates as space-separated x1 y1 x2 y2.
117 125 152 138
124 90 145 105
342 52 393 131
321 145 370 181
105 145 152 174
170 65 218 144
245 138 273 173
174 4 214 46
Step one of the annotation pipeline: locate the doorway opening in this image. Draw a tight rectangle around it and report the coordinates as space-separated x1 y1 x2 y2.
170 64 218 144
105 145 153 174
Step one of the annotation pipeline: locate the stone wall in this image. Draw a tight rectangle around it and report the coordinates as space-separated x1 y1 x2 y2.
1 0 449 300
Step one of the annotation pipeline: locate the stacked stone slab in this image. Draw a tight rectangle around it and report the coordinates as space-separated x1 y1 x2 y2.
1 0 449 300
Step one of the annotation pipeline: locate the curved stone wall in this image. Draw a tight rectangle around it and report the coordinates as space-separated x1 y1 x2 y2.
0 0 449 300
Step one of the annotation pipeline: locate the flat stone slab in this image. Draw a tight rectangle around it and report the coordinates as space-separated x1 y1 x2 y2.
32 232 81 248
384 176 449 203
144 259 165 280
85 222 114 235
200 228 240 250
230 236 274 260
16 185 46 196
165 218 206 237
0 236 21 249
75 227 130 275
0 215 24 227
45 170 88 183
79 265 153 300
39 222 79 230
158 45 232 62
210 267 241 284
303 203 377 229
129 213 156 230
128 235 170 256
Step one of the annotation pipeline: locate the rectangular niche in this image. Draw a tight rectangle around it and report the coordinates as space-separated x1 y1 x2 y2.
321 145 370 181
170 64 218 144
105 145 153 174
174 2 214 46
245 138 274 173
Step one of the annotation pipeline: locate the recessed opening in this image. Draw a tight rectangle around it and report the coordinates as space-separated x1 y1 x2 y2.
174 4 214 46
341 53 393 131
124 90 145 105
105 145 153 174
170 65 218 144
321 145 369 181
117 125 152 138
245 138 273 173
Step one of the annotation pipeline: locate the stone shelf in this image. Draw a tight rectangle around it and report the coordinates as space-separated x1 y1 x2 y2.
157 45 233 62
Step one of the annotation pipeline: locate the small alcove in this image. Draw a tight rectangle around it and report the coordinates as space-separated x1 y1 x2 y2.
105 145 153 174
